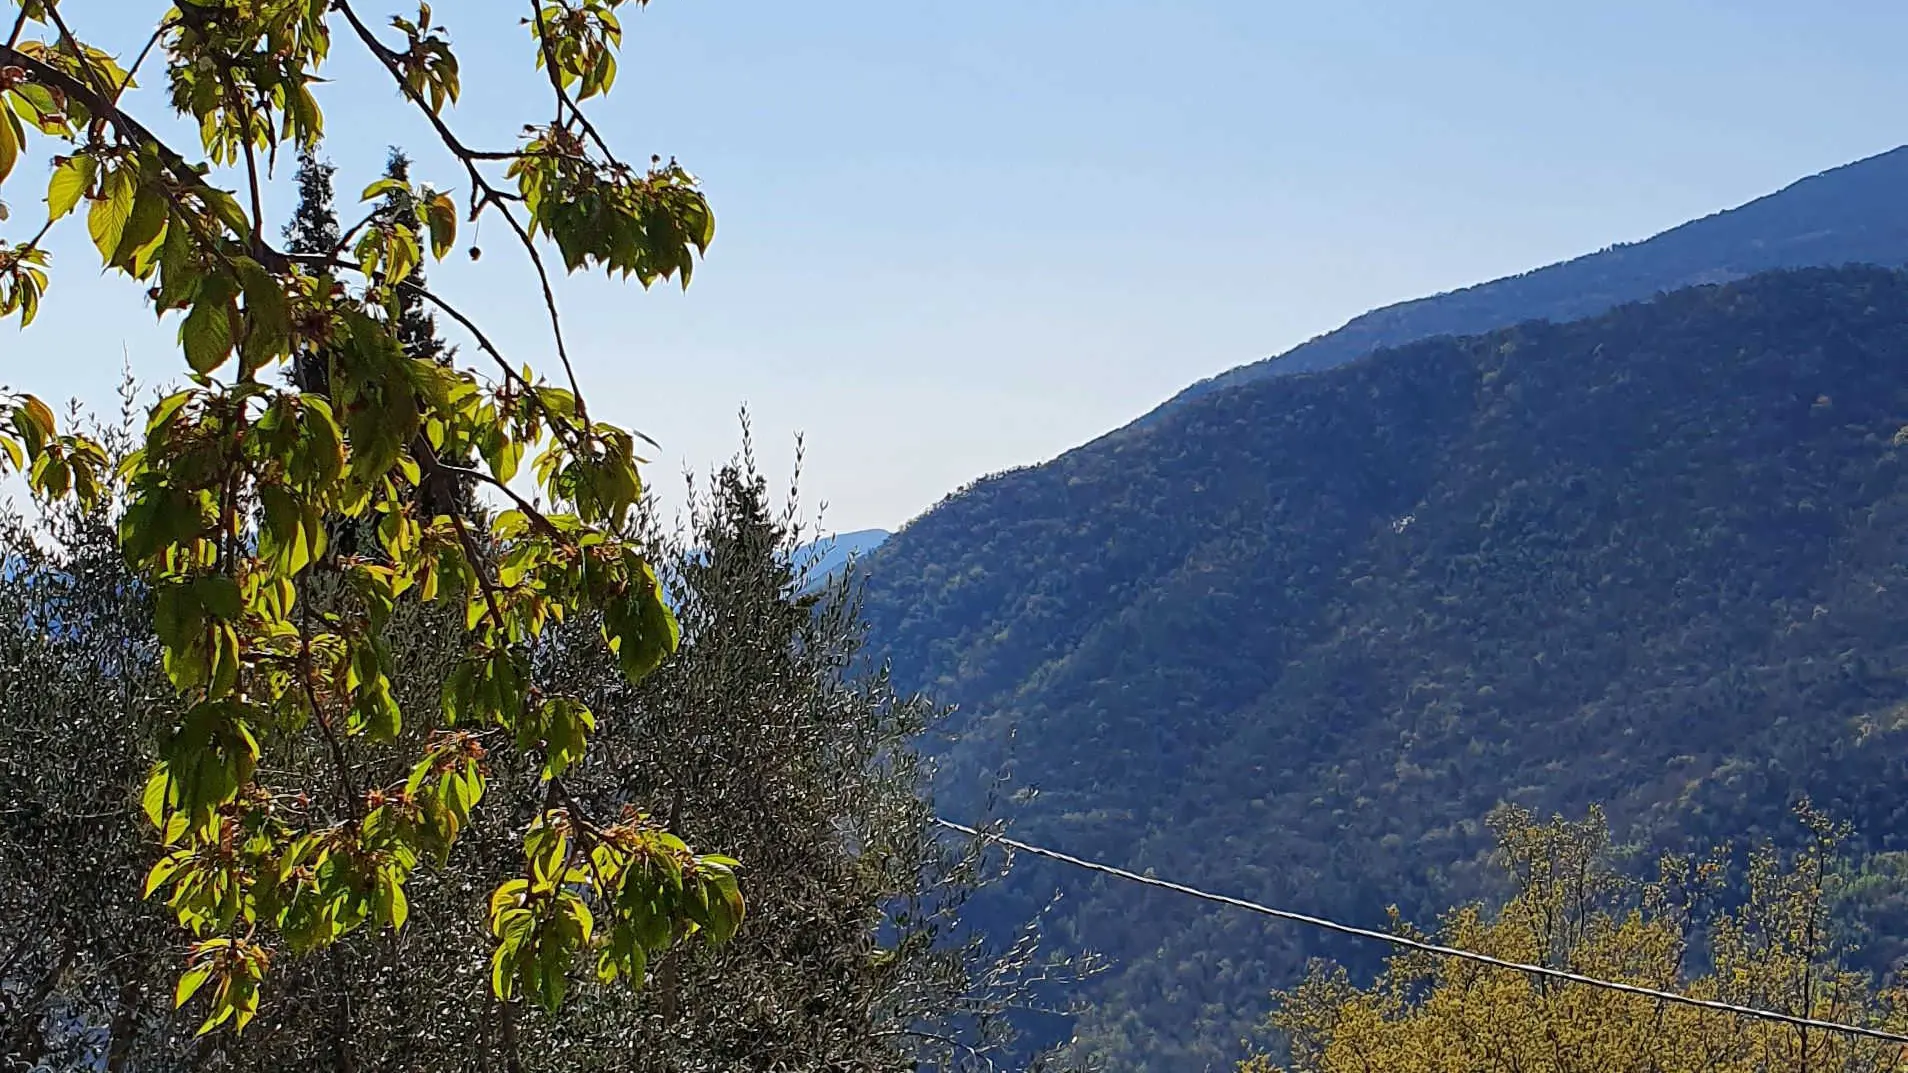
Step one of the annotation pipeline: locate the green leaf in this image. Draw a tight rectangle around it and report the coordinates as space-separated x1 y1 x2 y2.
256 485 307 574
360 177 408 201
378 871 410 930
87 167 136 261
141 764 173 828
11 82 67 135
203 188 251 237
426 192 457 260
483 435 524 485
490 944 516 1000
193 575 243 620
16 393 55 454
147 389 194 434
236 259 289 370
181 300 235 374
526 822 567 887
606 563 680 684
174 964 213 1008
703 872 744 943
0 107 18 186
534 932 568 1013
111 182 168 273
155 212 197 308
144 851 187 897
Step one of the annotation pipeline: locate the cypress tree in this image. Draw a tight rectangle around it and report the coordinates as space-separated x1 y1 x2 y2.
284 147 339 396
375 147 472 519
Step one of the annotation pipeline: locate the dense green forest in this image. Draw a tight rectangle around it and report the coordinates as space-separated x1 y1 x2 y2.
863 266 1908 1069
1157 144 1908 414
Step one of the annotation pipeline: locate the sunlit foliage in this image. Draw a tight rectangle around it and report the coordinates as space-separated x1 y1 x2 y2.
1244 805 1908 1073
0 0 737 1036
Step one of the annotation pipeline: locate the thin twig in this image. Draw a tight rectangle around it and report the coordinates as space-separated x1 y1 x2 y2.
491 203 586 416
8 216 58 262
434 462 562 534
336 0 587 416
328 204 384 264
300 574 362 817
529 0 614 162
5 1 32 50
420 448 507 629
113 19 172 105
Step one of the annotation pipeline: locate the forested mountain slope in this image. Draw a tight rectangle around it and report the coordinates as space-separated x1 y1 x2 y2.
1148 145 1908 422
863 268 1908 1069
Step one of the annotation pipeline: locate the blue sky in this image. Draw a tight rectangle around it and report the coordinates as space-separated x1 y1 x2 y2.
8 1 1907 531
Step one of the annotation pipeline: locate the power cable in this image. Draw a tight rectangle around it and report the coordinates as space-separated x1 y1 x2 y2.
934 817 1908 1047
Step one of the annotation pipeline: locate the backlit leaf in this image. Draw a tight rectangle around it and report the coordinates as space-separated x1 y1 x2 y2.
87 167 135 260
0 108 19 185
181 299 234 374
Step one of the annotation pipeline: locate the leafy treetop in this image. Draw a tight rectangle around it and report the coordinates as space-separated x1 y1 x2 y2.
0 0 738 1036
1246 805 1908 1073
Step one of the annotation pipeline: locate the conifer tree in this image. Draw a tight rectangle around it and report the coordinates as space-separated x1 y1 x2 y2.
283 147 340 396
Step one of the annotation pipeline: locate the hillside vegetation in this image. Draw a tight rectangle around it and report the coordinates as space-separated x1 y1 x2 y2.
863 267 1908 1069
1151 145 1908 422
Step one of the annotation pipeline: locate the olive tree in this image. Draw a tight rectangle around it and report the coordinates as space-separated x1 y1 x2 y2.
2 416 1095 1070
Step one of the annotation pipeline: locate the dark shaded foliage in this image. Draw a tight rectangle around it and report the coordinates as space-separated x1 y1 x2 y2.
862 267 1908 1069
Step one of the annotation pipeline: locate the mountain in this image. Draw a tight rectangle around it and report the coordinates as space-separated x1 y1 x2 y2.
862 267 1908 1069
793 528 889 591
1140 145 1908 424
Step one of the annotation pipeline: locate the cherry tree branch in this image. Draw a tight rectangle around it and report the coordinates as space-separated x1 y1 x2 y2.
334 0 588 417
416 446 507 629
529 1 614 162
5 3 31 50
115 19 171 105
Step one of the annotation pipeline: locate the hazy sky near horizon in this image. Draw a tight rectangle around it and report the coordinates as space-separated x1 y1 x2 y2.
7 1 1908 531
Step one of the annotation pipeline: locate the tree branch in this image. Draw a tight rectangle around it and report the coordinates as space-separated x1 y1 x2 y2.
282 250 590 457
334 0 587 418
418 447 507 630
433 461 562 536
0 40 268 269
5 3 31 50
529 1 615 163
300 574 363 818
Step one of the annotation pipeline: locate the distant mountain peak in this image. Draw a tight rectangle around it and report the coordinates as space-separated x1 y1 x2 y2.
1136 144 1908 424
793 528 890 592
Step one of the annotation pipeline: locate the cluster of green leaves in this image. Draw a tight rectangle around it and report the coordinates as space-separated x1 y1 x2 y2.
0 0 738 1038
488 810 741 1013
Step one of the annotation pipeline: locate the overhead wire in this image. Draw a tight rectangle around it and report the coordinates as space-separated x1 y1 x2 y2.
933 817 1908 1048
